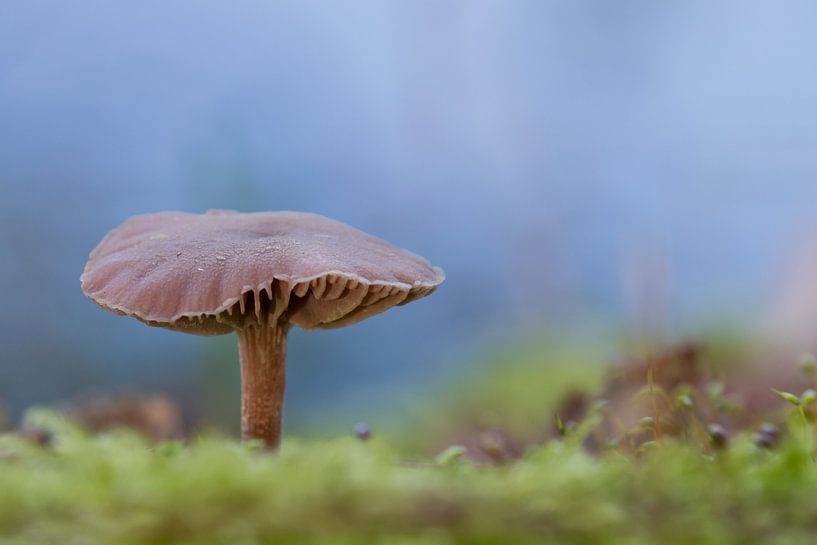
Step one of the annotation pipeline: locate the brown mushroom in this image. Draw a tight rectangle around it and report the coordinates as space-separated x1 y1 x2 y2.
80 210 444 448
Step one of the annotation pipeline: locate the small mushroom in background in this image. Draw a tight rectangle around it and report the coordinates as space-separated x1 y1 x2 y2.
353 422 371 441
81 210 444 448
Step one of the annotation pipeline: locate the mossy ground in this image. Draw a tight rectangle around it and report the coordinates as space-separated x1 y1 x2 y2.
2 413 817 545
2 338 815 545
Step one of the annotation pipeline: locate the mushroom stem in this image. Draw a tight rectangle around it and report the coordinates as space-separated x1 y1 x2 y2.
236 324 289 448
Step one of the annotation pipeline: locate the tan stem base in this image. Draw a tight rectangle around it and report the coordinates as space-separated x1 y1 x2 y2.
237 324 288 448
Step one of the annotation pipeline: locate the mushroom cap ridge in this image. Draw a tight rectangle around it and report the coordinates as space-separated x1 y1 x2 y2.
81 210 445 335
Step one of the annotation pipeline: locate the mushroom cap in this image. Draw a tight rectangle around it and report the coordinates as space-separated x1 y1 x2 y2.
81 210 444 335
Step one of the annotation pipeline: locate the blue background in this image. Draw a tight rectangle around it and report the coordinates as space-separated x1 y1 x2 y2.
2 1 817 432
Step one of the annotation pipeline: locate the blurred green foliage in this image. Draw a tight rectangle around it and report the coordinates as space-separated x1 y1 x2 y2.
397 340 607 452
3 331 811 544
2 407 817 544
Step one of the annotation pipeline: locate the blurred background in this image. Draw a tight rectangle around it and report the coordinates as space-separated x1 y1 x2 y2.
2 1 817 441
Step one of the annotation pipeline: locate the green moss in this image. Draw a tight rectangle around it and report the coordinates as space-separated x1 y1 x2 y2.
1 408 816 545
0 332 807 544
398 340 606 451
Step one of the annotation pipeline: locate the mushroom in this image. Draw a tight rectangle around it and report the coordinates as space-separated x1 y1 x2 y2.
80 210 444 448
